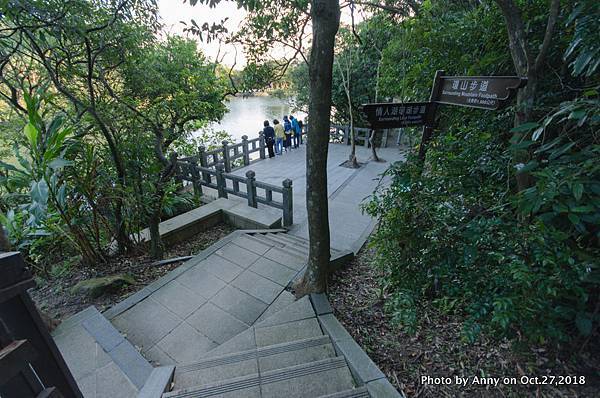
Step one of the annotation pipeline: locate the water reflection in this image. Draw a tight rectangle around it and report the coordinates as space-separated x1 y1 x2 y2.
195 95 307 142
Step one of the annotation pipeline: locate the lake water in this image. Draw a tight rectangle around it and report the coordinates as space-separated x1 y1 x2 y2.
197 96 307 142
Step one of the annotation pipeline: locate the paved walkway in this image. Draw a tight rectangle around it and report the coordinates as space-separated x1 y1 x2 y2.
232 143 405 252
105 231 320 367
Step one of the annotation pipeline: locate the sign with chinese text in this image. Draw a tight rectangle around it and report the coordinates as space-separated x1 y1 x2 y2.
436 76 527 110
362 102 432 129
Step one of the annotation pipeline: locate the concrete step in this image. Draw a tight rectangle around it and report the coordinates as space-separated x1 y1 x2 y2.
267 232 311 248
202 296 319 358
250 233 308 258
173 335 335 389
164 357 355 398
320 387 370 398
265 233 310 250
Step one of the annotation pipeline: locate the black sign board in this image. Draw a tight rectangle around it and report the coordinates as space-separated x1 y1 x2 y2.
362 102 432 129
436 76 527 110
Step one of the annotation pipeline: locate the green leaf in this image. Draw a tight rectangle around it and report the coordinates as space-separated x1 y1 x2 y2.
518 161 538 174
531 127 544 141
571 206 594 213
572 182 583 201
568 213 580 225
0 160 21 173
510 122 538 133
30 180 49 205
48 158 72 170
575 313 592 336
24 123 39 148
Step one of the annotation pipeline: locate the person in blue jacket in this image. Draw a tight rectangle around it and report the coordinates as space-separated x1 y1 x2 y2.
290 115 301 148
283 115 292 151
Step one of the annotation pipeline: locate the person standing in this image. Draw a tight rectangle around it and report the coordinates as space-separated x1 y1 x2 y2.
273 119 285 155
263 120 275 158
290 115 301 148
283 115 292 151
298 119 304 145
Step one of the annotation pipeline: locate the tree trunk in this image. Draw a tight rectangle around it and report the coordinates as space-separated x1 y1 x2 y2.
293 0 340 296
148 187 165 259
495 0 559 192
0 225 11 251
370 55 384 162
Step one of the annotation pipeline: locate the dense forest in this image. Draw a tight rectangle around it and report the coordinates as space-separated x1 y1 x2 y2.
290 0 599 349
1 0 598 368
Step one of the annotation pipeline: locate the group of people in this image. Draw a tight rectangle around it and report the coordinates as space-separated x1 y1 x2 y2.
262 115 303 158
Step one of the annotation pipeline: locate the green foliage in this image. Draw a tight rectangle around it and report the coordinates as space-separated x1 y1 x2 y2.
362 0 599 347
564 0 600 77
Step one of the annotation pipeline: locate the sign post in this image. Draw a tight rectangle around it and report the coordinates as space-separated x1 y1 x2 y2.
361 70 526 161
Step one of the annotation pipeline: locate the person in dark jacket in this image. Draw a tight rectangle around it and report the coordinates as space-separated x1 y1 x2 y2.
263 120 275 158
298 119 304 145
290 115 301 148
283 115 292 151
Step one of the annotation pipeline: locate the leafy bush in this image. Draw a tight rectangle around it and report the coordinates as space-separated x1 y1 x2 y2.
366 96 599 344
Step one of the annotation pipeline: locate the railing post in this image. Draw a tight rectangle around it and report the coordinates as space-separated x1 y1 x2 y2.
189 158 203 199
215 162 228 198
222 140 231 172
282 178 293 227
258 131 266 160
246 170 257 208
0 252 82 397
242 135 250 166
198 145 211 184
171 152 184 189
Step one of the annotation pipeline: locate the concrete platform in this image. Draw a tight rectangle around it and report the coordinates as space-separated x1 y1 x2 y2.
230 143 406 252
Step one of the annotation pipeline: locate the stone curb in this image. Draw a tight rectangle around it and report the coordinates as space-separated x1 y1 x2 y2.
310 297 405 398
137 365 175 398
80 307 153 390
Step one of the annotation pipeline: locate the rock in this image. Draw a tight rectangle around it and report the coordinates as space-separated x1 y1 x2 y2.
71 274 135 298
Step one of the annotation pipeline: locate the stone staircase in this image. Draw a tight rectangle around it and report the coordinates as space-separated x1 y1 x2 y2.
53 229 400 398
160 297 366 398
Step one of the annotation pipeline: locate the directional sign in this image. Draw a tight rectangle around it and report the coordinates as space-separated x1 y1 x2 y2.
362 102 433 129
436 76 527 110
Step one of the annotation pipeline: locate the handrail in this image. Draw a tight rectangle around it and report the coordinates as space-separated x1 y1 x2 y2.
176 160 293 226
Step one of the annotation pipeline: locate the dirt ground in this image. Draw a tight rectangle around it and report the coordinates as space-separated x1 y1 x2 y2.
30 223 235 324
328 246 599 398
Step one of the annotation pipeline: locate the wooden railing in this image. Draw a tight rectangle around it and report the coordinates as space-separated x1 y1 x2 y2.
195 134 266 174
303 123 373 147
0 252 82 397
176 160 293 227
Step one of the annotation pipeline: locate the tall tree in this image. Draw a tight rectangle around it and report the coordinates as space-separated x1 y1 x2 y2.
187 0 340 294
293 0 340 295
1 0 160 253
121 36 226 258
494 0 561 190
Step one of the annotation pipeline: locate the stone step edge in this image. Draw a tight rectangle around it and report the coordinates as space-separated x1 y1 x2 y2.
53 306 153 391
259 231 349 259
138 365 175 398
164 356 348 398
249 232 305 255
262 238 310 260
199 293 318 360
315 298 404 398
319 387 370 398
265 232 310 248
175 335 332 375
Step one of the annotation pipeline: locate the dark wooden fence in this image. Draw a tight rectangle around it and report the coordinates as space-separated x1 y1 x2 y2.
0 252 82 398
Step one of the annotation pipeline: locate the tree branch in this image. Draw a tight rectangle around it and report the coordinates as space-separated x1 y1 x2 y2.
534 0 560 73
